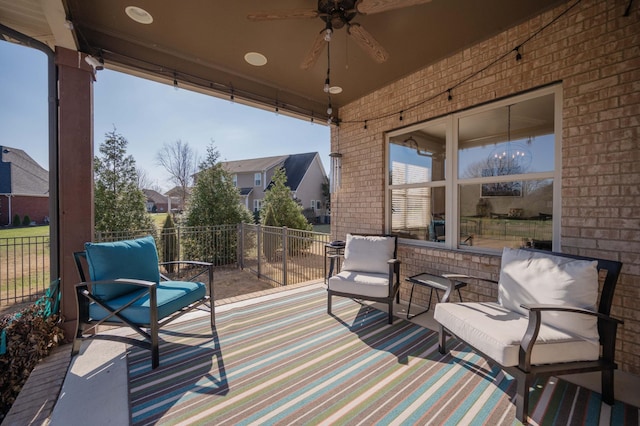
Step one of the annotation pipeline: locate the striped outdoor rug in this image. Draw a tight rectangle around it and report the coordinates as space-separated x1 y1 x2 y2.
128 285 638 425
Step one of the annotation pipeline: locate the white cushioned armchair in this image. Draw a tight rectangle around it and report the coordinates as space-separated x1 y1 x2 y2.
327 234 400 324
434 247 623 423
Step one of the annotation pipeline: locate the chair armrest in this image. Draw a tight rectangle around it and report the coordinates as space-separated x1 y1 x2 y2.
159 260 213 268
74 279 157 324
77 278 156 289
521 303 624 324
159 261 214 284
519 303 624 371
388 259 401 275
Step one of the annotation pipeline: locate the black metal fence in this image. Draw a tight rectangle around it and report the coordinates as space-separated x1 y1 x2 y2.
1 224 330 309
0 236 51 307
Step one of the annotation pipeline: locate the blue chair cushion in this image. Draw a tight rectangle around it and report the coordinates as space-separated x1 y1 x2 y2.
88 280 207 324
85 236 160 301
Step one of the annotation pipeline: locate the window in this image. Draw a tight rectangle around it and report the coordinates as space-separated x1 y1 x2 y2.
253 199 262 212
311 200 321 211
386 86 560 251
254 173 262 187
232 174 237 187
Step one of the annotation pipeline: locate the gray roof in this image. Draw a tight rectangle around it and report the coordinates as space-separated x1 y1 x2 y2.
222 155 288 174
0 146 48 196
143 189 167 204
275 152 317 191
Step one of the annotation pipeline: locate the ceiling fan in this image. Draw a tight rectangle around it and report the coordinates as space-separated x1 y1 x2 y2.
248 0 432 70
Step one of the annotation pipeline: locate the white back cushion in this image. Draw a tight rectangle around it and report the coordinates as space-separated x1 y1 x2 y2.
498 247 599 340
342 234 395 275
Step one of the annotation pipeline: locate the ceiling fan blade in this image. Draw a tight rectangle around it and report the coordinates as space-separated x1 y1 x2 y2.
347 23 389 64
356 0 432 15
300 31 327 70
247 9 319 21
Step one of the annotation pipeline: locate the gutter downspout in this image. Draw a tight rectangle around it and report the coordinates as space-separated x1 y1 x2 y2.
0 24 59 280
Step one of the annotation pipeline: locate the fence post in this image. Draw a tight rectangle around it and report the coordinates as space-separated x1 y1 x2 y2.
176 225 182 262
257 224 262 279
237 223 243 269
282 227 288 286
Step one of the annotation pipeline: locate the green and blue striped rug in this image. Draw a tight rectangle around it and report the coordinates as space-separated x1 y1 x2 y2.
128 285 638 425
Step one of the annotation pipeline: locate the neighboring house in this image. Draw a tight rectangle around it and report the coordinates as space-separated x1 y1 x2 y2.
165 186 189 213
0 146 49 226
222 152 328 221
143 189 169 213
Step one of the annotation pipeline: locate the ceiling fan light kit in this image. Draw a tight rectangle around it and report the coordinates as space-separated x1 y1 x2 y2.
248 0 432 121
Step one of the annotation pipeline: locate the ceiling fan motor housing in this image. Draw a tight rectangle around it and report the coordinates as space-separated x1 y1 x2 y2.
318 0 358 29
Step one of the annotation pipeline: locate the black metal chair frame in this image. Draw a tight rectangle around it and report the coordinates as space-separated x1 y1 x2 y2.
327 234 401 324
72 251 214 369
437 249 623 423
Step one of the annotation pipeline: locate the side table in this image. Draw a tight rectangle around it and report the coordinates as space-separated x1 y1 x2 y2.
405 273 467 319
324 241 345 284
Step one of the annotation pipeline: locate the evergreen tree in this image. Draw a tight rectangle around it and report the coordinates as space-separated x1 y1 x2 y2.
184 144 252 264
260 168 312 231
94 129 155 234
185 144 253 227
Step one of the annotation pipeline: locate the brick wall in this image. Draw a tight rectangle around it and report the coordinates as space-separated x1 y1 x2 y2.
1 195 49 225
332 0 639 374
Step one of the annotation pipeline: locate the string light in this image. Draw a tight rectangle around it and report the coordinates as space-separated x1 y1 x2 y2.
338 0 581 128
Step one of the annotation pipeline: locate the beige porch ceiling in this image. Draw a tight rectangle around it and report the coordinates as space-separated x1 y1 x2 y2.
1 0 564 120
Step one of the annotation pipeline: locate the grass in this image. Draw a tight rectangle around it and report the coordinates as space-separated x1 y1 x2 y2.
151 213 169 228
0 226 49 238
312 224 330 234
0 227 51 309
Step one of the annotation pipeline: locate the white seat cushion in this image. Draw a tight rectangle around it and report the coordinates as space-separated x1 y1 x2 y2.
434 302 599 367
328 271 391 299
342 234 395 274
498 247 599 340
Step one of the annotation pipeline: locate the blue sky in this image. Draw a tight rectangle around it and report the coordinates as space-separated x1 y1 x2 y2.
0 41 330 191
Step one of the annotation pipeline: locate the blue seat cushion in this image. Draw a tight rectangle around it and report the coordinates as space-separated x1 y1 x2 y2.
85 236 161 301
89 280 206 324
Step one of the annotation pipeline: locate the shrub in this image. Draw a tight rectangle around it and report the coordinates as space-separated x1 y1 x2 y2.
22 215 31 226
0 298 64 420
161 215 178 272
12 214 20 227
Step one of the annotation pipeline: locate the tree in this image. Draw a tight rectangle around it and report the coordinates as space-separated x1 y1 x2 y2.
184 144 253 264
94 129 155 234
185 144 252 227
260 168 312 231
156 140 198 210
260 168 312 260
161 214 178 272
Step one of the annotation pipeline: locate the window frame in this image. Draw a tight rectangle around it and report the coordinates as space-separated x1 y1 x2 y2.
385 85 562 252
254 172 262 187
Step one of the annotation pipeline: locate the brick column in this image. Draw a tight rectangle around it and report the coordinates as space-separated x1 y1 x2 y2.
55 47 94 339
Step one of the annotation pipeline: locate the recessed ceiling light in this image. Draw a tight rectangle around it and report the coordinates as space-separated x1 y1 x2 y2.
329 86 343 94
125 6 153 24
244 52 267 66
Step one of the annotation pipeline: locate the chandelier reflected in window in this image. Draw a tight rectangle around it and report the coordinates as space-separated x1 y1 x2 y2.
485 105 532 177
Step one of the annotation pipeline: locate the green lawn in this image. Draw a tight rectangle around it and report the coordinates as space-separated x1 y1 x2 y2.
0 225 49 238
151 213 169 228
